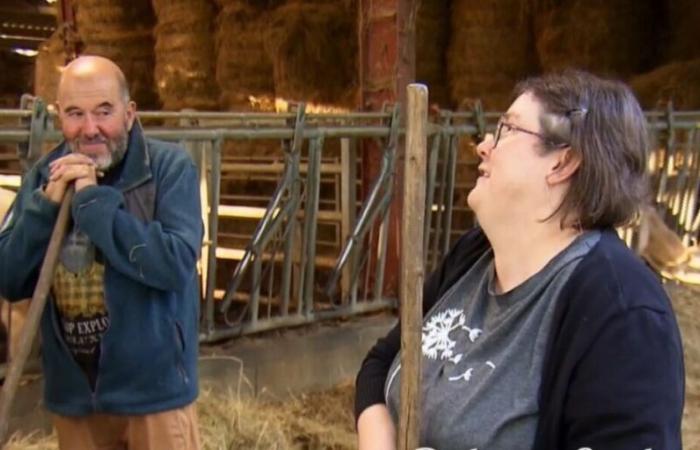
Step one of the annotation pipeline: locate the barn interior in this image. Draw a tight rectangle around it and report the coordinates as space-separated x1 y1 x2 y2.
0 0 700 448
1 0 699 111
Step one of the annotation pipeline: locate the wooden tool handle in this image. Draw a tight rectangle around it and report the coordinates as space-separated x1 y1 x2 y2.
399 84 428 450
0 185 75 444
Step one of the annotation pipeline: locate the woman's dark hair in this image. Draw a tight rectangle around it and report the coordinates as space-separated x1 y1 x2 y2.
515 70 650 229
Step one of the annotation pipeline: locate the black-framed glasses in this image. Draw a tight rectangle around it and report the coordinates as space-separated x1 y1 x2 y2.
492 118 568 150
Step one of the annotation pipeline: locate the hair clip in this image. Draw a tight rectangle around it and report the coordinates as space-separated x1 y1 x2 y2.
566 108 588 118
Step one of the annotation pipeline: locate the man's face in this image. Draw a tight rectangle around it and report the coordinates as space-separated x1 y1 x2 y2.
57 76 135 171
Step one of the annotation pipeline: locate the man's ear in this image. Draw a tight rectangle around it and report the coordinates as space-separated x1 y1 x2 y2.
547 148 581 185
126 100 137 130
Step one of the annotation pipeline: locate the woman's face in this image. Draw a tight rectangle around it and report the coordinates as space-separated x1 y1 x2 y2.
467 92 566 228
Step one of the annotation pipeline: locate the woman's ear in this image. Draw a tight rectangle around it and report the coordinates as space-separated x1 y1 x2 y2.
546 148 581 185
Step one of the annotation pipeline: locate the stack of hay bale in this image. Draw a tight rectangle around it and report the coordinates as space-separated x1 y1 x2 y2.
630 59 700 110
445 0 530 238
34 30 67 106
73 0 159 109
447 0 538 111
152 0 219 111
535 0 657 78
416 0 451 107
216 0 276 110
665 0 700 63
212 1 284 307
266 0 357 107
629 0 700 109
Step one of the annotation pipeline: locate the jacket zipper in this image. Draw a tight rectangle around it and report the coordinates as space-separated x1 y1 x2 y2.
48 297 96 407
93 270 113 412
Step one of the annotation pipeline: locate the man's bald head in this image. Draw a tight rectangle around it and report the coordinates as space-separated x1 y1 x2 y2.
55 55 136 171
58 55 130 105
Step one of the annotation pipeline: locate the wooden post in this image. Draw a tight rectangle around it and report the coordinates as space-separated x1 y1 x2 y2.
399 83 428 450
57 0 79 62
0 187 74 444
358 0 418 298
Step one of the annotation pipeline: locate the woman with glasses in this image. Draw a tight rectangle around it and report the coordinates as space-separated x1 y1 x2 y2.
354 70 684 450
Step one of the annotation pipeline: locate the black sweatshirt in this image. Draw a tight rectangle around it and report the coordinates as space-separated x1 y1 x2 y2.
355 228 685 450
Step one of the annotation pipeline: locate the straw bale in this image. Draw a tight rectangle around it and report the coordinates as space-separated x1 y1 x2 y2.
447 0 539 111
265 1 357 107
74 0 155 23
153 0 219 111
75 4 150 29
667 0 700 62
81 29 154 59
629 59 700 110
34 31 66 105
535 0 656 78
216 1 275 110
73 0 159 109
76 45 160 109
152 0 213 15
417 0 451 107
638 205 689 270
154 2 212 34
214 0 284 7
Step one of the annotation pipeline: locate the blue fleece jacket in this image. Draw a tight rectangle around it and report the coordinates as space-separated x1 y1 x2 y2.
0 122 203 416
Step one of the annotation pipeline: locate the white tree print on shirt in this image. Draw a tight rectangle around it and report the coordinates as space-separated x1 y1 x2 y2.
422 308 482 360
448 367 474 382
422 308 494 384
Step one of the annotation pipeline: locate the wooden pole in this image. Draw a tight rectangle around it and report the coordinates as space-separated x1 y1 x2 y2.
57 0 79 62
0 186 75 444
398 83 428 450
358 0 418 298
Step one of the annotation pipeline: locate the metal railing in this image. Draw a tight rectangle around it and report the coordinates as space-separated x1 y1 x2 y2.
647 108 700 245
0 99 475 348
1 99 699 356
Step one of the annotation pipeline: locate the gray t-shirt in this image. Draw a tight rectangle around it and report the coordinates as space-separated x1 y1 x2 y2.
386 231 601 450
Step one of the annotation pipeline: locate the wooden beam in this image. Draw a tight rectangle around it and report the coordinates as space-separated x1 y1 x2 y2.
358 0 417 297
0 7 56 50
56 0 77 61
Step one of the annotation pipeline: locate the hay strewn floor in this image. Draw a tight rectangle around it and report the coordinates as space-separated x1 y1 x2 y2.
5 283 700 449
197 383 355 450
4 384 356 450
668 283 700 449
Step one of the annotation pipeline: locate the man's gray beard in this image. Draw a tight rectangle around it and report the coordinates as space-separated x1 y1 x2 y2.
68 128 129 171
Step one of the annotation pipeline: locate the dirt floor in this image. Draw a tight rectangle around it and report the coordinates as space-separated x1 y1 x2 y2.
4 282 700 449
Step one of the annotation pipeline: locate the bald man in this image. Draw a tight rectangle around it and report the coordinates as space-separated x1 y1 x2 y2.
0 56 203 449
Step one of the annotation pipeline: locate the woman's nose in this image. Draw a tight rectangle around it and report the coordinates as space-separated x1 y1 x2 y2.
475 133 494 159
